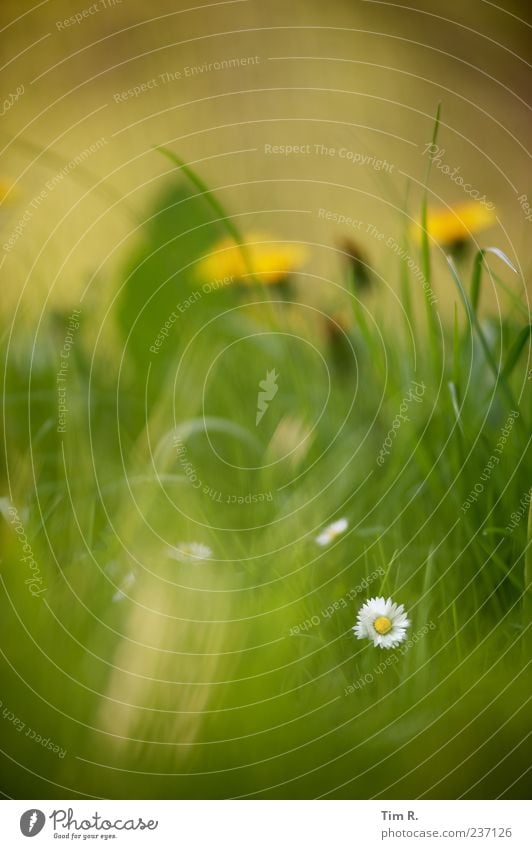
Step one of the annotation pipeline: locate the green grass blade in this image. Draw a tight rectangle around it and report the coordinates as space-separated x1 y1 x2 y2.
470 250 484 313
447 256 522 417
489 270 529 318
501 324 532 380
525 494 532 624
452 302 460 390
471 246 518 314
420 103 442 372
157 145 255 280
420 102 442 288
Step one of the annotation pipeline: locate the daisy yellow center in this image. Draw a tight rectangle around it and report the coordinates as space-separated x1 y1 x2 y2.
374 616 392 635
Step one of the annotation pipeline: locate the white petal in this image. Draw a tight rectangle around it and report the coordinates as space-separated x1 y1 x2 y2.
315 517 348 546
353 595 410 649
315 532 332 546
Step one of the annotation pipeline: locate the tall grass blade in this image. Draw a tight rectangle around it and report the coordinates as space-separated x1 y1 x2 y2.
420 103 442 372
157 146 255 280
420 102 442 288
421 101 441 283
470 247 518 314
501 324 532 379
447 256 521 417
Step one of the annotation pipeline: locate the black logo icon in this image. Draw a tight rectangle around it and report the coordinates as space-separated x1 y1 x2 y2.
20 810 46 837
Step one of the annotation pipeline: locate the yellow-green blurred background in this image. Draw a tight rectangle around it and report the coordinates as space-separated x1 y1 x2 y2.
2 0 532 318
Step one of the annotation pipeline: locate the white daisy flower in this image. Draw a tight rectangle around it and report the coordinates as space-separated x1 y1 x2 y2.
167 542 213 563
315 517 348 546
353 596 410 649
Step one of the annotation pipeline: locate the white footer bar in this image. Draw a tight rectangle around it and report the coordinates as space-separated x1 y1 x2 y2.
0 800 528 848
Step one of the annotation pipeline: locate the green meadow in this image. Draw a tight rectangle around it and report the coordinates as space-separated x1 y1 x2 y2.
1 123 530 799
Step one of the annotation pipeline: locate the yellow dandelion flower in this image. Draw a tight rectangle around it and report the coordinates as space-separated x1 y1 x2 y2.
0 179 17 206
411 201 496 248
197 233 306 285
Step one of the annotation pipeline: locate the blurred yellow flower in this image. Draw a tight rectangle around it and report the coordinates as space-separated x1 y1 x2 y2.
0 179 17 206
412 201 496 248
197 233 306 285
